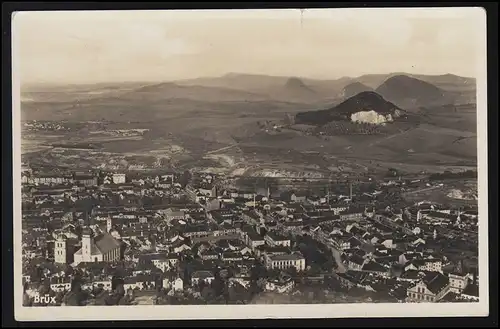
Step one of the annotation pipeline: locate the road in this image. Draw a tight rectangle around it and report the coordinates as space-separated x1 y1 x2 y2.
206 144 238 155
368 127 414 147
403 185 442 195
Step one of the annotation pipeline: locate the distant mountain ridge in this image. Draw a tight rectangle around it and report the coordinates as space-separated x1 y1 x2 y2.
21 72 476 116
375 75 455 110
340 82 374 99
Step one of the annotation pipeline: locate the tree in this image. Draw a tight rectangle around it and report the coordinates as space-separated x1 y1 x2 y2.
115 283 125 297
201 286 216 301
179 170 192 188
22 293 32 307
285 266 298 277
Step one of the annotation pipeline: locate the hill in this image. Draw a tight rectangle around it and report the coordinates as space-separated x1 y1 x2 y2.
176 73 290 92
295 91 404 126
339 82 374 99
119 82 273 103
411 73 476 92
375 75 452 110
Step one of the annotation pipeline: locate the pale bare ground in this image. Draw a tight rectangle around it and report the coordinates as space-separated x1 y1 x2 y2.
134 294 156 305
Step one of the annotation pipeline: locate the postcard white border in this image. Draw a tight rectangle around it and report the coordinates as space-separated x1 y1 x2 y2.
12 7 489 321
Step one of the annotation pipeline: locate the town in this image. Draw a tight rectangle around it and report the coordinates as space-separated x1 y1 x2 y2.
21 164 480 306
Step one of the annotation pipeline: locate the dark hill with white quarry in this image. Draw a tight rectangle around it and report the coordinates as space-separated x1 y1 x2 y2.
295 91 405 126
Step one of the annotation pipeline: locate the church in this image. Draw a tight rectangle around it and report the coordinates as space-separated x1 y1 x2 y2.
73 227 121 266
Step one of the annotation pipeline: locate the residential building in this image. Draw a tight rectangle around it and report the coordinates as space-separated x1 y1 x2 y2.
265 253 306 272
460 282 479 301
74 174 98 187
191 270 215 285
264 232 291 247
406 272 451 303
112 173 126 185
449 272 469 294
265 277 295 293
340 209 364 221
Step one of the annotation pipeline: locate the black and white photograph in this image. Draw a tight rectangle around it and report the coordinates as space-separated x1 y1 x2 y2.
12 7 489 321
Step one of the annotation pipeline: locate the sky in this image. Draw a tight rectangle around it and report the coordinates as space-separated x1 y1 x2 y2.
12 8 485 85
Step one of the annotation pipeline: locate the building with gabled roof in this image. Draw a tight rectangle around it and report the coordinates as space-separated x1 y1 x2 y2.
406 271 450 303
73 227 121 266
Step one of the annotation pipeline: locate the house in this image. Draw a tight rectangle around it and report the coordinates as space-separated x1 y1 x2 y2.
138 253 178 272
265 253 306 271
265 276 295 293
198 185 217 198
165 208 186 221
347 255 367 271
339 209 364 221
83 279 113 291
73 228 121 265
397 270 424 283
172 242 191 254
411 258 443 273
182 224 211 239
264 232 291 247
330 204 349 215
49 277 72 292
200 250 219 261
334 270 372 291
73 174 98 187
191 270 215 285
291 192 308 203
280 191 306 203
460 281 479 301
123 274 156 291
171 277 184 292
255 245 290 258
335 236 352 250
306 196 322 206
112 173 126 185
124 276 144 291
406 272 450 302
241 227 266 250
361 261 390 278
422 211 457 224
448 272 470 294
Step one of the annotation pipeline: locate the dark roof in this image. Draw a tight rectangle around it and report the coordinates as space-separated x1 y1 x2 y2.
94 233 121 254
427 211 456 220
462 282 479 297
349 255 365 265
139 253 168 262
192 270 215 279
266 231 289 241
423 272 449 294
222 252 242 259
362 261 388 273
439 292 460 302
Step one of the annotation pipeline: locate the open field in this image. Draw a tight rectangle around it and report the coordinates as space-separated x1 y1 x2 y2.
20 77 477 177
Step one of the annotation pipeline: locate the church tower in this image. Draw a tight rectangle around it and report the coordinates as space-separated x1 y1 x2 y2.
81 227 93 262
106 218 113 233
54 234 68 264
